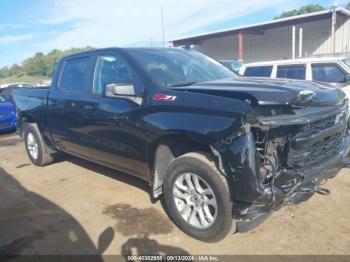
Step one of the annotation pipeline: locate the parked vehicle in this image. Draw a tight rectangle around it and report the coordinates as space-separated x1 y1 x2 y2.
219 60 242 73
0 83 34 102
0 96 17 132
0 82 33 89
239 56 350 96
12 48 350 242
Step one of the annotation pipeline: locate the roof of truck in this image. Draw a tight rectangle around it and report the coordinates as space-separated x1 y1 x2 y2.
60 47 190 60
64 47 187 57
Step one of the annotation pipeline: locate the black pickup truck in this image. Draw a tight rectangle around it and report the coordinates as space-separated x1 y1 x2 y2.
13 48 350 242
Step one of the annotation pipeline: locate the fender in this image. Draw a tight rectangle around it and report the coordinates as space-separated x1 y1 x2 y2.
144 89 256 198
144 89 255 145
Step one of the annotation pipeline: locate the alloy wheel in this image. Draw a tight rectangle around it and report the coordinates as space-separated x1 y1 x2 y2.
173 173 217 229
27 132 39 160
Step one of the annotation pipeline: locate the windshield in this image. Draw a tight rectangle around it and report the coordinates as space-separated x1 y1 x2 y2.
343 58 350 69
128 49 238 87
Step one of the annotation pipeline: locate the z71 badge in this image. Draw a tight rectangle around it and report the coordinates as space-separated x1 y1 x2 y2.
153 94 177 102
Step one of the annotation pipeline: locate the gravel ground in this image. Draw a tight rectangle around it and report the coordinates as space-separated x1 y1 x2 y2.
0 132 350 257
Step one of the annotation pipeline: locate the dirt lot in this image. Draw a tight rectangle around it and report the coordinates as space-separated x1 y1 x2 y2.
0 132 350 256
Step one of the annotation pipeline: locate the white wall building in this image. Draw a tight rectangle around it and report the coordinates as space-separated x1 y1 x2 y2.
171 8 350 63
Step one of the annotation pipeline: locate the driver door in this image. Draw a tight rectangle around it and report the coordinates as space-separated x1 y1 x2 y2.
84 52 149 179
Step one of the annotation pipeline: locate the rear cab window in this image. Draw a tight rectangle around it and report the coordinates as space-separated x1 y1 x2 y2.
311 63 348 83
276 64 306 80
243 66 272 77
59 56 95 93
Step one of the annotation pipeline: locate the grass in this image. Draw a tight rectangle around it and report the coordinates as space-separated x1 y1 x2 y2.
0 75 51 85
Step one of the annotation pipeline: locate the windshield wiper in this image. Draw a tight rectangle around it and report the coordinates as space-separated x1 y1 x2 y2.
169 81 198 87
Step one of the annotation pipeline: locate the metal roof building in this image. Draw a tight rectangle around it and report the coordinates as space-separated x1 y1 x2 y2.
170 8 350 63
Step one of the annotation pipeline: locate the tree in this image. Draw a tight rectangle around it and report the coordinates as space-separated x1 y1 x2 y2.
0 46 95 80
0 66 10 78
44 46 94 75
22 52 48 76
347 2 350 10
275 4 325 19
46 49 64 76
9 64 24 76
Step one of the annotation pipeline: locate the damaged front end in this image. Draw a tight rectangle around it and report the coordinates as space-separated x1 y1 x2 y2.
212 100 350 233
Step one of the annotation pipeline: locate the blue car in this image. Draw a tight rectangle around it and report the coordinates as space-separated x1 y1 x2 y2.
0 96 17 132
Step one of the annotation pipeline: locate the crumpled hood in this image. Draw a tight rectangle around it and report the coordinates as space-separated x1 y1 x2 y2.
172 77 346 106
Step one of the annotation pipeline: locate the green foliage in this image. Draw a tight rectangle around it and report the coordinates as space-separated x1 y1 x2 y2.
0 46 94 81
0 66 10 78
275 4 326 19
9 64 24 77
22 52 49 76
46 49 65 76
347 2 350 10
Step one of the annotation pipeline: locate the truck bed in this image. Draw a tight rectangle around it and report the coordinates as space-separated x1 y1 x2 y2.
12 87 49 133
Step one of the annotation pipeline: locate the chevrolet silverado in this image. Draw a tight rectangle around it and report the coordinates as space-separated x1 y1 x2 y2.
12 48 350 242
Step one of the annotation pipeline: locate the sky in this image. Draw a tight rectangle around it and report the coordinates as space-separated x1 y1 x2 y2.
0 0 348 67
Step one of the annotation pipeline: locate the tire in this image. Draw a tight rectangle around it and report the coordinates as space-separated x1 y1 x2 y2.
163 152 233 242
24 123 54 166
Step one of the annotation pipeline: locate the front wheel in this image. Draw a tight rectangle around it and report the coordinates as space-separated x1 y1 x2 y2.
163 152 233 242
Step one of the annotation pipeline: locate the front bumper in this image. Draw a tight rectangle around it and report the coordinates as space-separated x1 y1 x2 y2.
222 132 350 233
214 104 350 232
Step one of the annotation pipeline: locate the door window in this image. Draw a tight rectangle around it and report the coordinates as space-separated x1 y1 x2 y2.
243 66 273 77
343 58 350 69
59 56 94 93
312 63 347 83
94 55 134 95
276 64 306 80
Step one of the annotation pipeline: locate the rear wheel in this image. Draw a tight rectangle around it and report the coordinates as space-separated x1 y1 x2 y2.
163 152 233 242
24 123 54 166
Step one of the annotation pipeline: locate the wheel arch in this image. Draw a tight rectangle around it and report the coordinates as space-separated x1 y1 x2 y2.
150 134 219 199
18 114 36 136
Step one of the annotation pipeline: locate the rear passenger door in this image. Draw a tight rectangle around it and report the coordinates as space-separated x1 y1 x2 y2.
276 64 306 80
48 55 96 159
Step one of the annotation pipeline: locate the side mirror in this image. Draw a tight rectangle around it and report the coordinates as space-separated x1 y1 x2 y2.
105 83 136 98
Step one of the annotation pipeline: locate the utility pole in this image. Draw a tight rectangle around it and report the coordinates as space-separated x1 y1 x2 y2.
238 32 244 61
161 6 165 48
331 1 337 54
298 28 303 58
292 26 296 59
